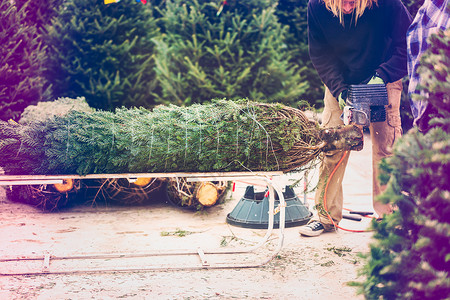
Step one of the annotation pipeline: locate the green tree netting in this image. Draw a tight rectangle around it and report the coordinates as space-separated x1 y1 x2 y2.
0 99 362 176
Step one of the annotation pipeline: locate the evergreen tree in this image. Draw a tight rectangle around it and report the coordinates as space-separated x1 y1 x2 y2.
354 27 450 300
14 0 63 32
414 25 450 131
44 0 160 111
152 0 309 106
0 0 51 121
358 127 450 299
275 0 324 107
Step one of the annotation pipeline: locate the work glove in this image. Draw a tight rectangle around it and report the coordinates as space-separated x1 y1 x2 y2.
366 72 384 85
338 89 348 110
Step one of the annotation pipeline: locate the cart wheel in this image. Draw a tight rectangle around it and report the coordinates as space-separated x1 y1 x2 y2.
166 178 228 210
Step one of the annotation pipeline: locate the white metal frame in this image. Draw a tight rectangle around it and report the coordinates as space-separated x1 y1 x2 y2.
0 172 288 275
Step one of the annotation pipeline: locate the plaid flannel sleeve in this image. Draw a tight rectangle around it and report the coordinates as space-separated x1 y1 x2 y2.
407 0 450 122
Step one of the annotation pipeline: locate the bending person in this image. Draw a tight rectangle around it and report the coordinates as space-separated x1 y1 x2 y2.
299 0 412 237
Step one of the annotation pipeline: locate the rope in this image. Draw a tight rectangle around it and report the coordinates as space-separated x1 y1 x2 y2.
323 150 373 233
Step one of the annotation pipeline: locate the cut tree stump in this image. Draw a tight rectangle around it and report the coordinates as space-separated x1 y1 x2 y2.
196 182 221 207
6 180 81 211
319 125 364 152
167 178 228 210
53 179 75 193
132 177 153 187
97 178 167 206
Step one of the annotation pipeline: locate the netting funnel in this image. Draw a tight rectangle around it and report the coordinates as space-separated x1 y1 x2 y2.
226 185 312 229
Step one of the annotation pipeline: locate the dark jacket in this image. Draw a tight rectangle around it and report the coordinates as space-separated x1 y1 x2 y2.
308 0 412 98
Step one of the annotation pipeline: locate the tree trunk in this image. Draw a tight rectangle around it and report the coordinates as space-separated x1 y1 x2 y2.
319 125 364 152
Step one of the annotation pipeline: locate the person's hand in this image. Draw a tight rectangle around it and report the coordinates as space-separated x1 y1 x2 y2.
366 74 384 85
338 90 348 110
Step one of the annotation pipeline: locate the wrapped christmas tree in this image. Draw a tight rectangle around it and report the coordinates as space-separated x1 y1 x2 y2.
0 99 363 176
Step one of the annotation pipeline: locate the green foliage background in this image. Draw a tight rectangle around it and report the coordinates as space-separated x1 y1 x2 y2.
44 0 161 111
151 0 308 107
14 0 63 32
0 0 52 121
275 0 324 105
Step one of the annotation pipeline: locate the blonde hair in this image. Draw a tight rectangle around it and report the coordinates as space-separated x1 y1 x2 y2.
322 0 378 25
